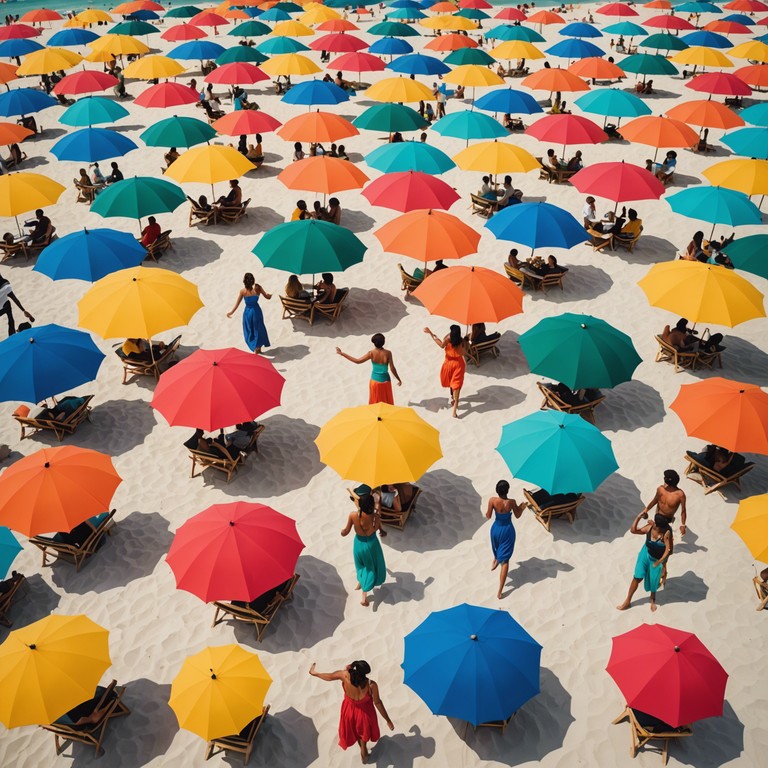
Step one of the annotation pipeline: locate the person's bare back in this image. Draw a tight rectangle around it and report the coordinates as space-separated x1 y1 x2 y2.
656 485 685 518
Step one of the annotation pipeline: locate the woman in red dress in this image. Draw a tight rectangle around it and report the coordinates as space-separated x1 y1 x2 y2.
424 324 466 418
309 660 394 763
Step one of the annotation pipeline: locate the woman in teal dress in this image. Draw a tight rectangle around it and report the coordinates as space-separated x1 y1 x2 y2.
336 333 402 405
484 480 528 600
226 272 272 354
341 493 386 607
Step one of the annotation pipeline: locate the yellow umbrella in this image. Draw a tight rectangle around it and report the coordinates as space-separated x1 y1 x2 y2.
703 158 768 199
71 8 113 24
123 55 186 80
169 645 272 741
454 140 539 176
300 5 341 25
85 49 116 64
271 20 315 37
0 172 66 234
16 48 82 76
365 76 435 103
315 402 442 486
490 40 546 61
422 14 476 31
78 266 204 340
731 494 768 564
443 64 504 88
0 615 111 729
164 145 255 196
260 53 321 76
728 40 768 64
637 261 765 328
90 34 150 56
669 46 734 69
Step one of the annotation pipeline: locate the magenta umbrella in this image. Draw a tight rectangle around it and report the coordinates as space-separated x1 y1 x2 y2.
361 171 460 212
524 113 608 158
569 161 666 211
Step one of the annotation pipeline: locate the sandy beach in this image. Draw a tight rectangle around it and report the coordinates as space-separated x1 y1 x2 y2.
0 2 767 766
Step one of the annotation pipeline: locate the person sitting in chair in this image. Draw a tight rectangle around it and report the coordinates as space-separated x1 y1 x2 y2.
121 338 166 362
471 322 500 345
196 432 241 462
216 179 242 208
315 273 337 304
614 208 642 244
164 147 179 168
6 143 24 168
139 216 161 249
106 161 123 184
566 150 583 172
24 209 52 245
654 151 676 183
666 318 697 352
247 133 264 163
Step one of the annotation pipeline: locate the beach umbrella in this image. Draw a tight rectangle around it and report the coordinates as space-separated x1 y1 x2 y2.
729 40 768 62
644 14 696 32
281 79 349 107
619 116 699 161
110 20 157 36
732 494 768 564
666 99 744 131
497 410 618 494
272 20 313 38
277 111 358 143
50 127 138 163
162 24 207 42
365 141 455 174
569 162 666 207
374 209 479 264
140 116 216 148
261 53 321 77
212 110 282 136
52 71 117 96
546 38 604 60
488 25 543 43
277 155 369 197
682 30 733 49
490 40 545 61
330 52 386 81
686 71 752 96
574 89 650 123
354 103 427 133
152 347 284 431
362 171 459 212
524 113 607 156
165 6 203 19
0 88 56 118
253 219 366 275
0 615 111 728
453 140 539 177
670 46 734 71
366 76 434 103
598 2 639 16
639 32 689 52
431 110 508 141
70 8 113 25
257 37 308 56
521 67 590 93
620 52 679 79
486 201 587 255
258 7 292 23
705 19 752 34
527 9 565 25
370 36 414 56
442 64 504 89
703 158 768 199
308 33 367 54
0 22 43 37
0 39 43 59
302 5 343 24
0 123 32 146
495 8 527 21
560 21 603 38
568 57 626 81
134 82 199 109
474 87 542 115
315 402 442 486
670 378 768 455
122 54 186 80
205 61 268 86
166 501 301 603
169 645 271 742
16 47 81 77
0 173 65 234
90 34 149 57
422 14 476 33
444 47 495 66
90 176 186 226
723 234 768 279
0 527 21 580
721 127 768 159
735 64 768 89
667 185 762 235
317 20 360 33
78 267 203 340
33 228 146 282
603 21 647 37
0 62 19 89
424 33 477 52
607 623 727 728
402 604 541 726
387 52 451 76
48 26 95 45
637 261 765 327
168 40 225 62
387 6 426 20
519 313 641 390
0 446 120 538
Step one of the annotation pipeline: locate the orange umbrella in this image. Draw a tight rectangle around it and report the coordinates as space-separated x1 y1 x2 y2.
412 265 524 325
277 155 369 197
735 65 768 89
619 115 698 160
0 446 122 537
0 62 18 86
277 110 358 143
665 100 745 130
0 122 33 146
527 10 565 25
425 33 479 52
431 1 459 11
20 9 63 23
670 378 768 455
644 0 672 8
521 67 590 93
568 57 625 80
317 19 359 32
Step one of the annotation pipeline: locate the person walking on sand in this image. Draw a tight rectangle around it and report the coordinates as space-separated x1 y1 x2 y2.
0 273 34 337
485 480 528 599
617 512 673 613
309 659 394 764
424 324 466 418
341 493 386 607
226 272 272 354
641 469 686 587
336 333 402 405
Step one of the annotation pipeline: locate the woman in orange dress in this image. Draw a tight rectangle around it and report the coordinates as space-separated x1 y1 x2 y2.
424 324 466 418
336 333 402 405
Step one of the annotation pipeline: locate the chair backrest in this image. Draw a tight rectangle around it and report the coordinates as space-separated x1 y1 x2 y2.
280 295 312 313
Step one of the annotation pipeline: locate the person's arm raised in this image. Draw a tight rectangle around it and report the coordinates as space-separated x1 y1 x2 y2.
309 664 346 682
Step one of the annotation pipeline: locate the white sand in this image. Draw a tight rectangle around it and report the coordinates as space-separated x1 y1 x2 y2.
1 4 767 767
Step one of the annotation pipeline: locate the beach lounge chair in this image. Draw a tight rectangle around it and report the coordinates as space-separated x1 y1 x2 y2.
586 228 613 252
348 485 421 530
312 288 348 325
74 178 100 204
26 226 57 252
529 267 568 293
464 336 500 367
470 193 498 218
115 335 181 383
144 230 172 262
612 707 693 765
189 446 243 483
613 227 643 253
524 488 585 532
212 575 299 640
280 295 314 324
0 240 30 264
188 202 217 227
41 680 130 758
13 394 94 442
537 381 604 423
205 705 270 764
473 712 516 733
29 510 116 572
217 198 250 225
503 262 537 289
683 451 754 496
695 330 725 370
398 263 423 295
0 573 26 627
753 577 768 611
654 335 699 373
537 157 557 183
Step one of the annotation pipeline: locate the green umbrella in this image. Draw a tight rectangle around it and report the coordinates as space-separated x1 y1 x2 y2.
490 25 544 44
723 235 768 280
639 32 689 53
216 46 268 65
140 116 216 149
227 20 270 37
354 103 428 134
444 48 495 67
518 313 642 390
253 220 367 275
620 53 679 77
59 96 129 127
165 5 202 18
110 20 157 36
91 176 187 228
257 36 310 55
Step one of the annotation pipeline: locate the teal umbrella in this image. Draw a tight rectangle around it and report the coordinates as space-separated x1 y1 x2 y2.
140 116 215 148
740 103 768 128
227 20 270 37
257 36 309 55
639 33 689 53
365 141 455 174
431 110 507 142
354 103 428 133
216 46 268 65
667 186 762 239
253 219 366 275
722 127 768 160
444 48 495 66
369 21 421 37
603 21 647 38
0 527 21 580
91 176 187 227
165 5 202 18
723 235 768 280
456 8 489 20
386 8 426 20
110 20 157 36
496 411 618 494
620 53 679 77
519 313 641 390
574 89 651 125
59 96 129 127
488 25 544 43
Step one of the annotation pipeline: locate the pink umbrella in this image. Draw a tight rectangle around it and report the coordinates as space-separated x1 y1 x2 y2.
686 71 753 96
597 2 639 15
329 52 385 83
134 81 199 108
643 14 697 31
162 24 207 42
53 71 118 96
525 114 608 157
212 110 282 136
460 0 493 9
204 61 269 85
495 8 527 21
309 33 368 53
362 171 460 212
569 161 666 210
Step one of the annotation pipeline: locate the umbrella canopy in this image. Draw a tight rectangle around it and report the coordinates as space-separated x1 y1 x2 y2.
205 61 269 85
315 402 441 486
218 46 268 65
0 324 104 405
260 53 321 77
670 46 734 69
603 20 646 37
162 24 207 42
402 604 541 726
640 32 690 52
431 110 508 141
165 145 255 186
366 76 434 103
561 21 604 38
0 123 31 147
282 79 349 107
387 52 451 76
666 99 744 130
442 64 504 88
140 116 216 148
619 115 699 157
354 103 427 133
525 113 607 153
723 234 768 279
521 67 590 92
519 313 641 390
152 348 284 431
731 494 768 564
702 159 768 198
0 526 21 579
169 645 271 741
607 623 728 728
721 127 768 159
490 40 545 61
277 155 369 195
638 260 765 327
362 171 459 212
277 111 358 143
568 57 627 81
16 47 81 77
134 82 199 109
0 171 65 220
0 88 56 118
78 267 203 340
52 70 117 96
168 39 225 61
667 186 762 232
574 88 650 119
0 39 43 59
330 51 386 76
670 377 768 455
122 54 186 80
50 127 138 163
453 140 538 175
546 38 604 60
620 52 678 77
59 96 129 127
424 32 476 52
735 64 768 89
365 141 454 174
212 109 282 137
90 33 149 57
90 176 187 222
569 161 666 204
497 410 618 494
166 501 303 603
486 201 587 253
686 71 752 96
0 446 121 538
474 86 542 115
371 37 415 56
444 47 495 66
739 102 768 127
0 615 111 729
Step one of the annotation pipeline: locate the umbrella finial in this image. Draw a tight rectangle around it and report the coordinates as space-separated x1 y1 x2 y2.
28 644 37 650
739 389 745 394
212 361 218 367
133 277 137 281
580 323 587 329
470 634 478 641
674 646 680 653
229 520 235 526
377 416 382 421
559 423 565 429
28 337 34 343
44 462 50 468
210 668 217 680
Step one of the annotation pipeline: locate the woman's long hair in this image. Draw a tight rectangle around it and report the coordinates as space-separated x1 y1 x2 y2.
449 324 462 348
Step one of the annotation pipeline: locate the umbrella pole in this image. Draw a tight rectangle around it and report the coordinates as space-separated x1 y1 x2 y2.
709 223 716 241
14 215 21 238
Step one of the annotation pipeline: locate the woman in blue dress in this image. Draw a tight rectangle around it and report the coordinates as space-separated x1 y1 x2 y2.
485 480 528 599
227 272 272 354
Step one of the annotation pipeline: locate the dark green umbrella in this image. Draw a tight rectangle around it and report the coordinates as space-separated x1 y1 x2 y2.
140 116 216 149
639 33 689 53
165 5 202 18
110 20 157 36
91 176 187 230
227 20 270 38
444 48 495 67
216 46 268 65
723 235 768 280
620 53 679 77
354 103 428 134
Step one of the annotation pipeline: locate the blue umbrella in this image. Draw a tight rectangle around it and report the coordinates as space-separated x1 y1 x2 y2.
666 186 762 238
259 7 291 21
0 39 43 58
365 141 455 174
0 324 105 405
33 228 147 282
486 202 587 254
603 21 647 38
756 32 768 44
681 30 732 49
546 38 604 60
0 88 57 118
496 411 618 494
128 10 160 20
387 52 450 76
391 0 423 7
282 79 350 106
51 128 138 163
59 96 130 127
475 87 542 116
369 37 414 56
168 40 226 60
431 110 508 141
48 28 100 47
257 36 309 54
487 24 544 43
574 89 651 122
402 604 542 727
0 527 21 580
739 104 768 128
721 13 753 24
242 6 264 16
560 21 603 38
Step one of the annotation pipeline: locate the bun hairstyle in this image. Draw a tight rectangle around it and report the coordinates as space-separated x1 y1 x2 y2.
449 324 462 347
654 513 671 534
349 660 371 688
496 480 510 497
243 273 255 290
371 333 385 349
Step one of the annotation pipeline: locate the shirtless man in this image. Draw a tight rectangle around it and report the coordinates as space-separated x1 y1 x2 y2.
642 469 686 586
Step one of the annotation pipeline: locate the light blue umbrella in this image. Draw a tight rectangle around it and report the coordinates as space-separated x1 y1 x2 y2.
740 104 768 128
386 7 426 19
667 187 762 238
369 36 413 56
0 88 56 118
0 527 21 580
475 87 542 116
676 1 722 14
487 25 544 43
387 52 450 76
391 0 423 7
603 21 647 38
574 89 651 125
282 79 350 107
0 39 43 58
51 128 138 163
48 28 100 47
560 21 603 38
259 7 291 21
546 38 604 60
640 33 689 52
365 141 455 174
257 36 309 54
431 110 507 142
681 30 733 49
59 96 129 127
168 40 225 61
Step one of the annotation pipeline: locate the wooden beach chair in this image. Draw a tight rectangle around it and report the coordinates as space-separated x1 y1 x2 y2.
503 262 537 289
683 452 754 497
0 240 30 264
188 202 217 227
524 488 584 532
695 330 725 370
469 193 498 218
398 263 423 295
654 335 699 373
464 336 500 367
613 227 643 253
586 228 613 252
536 157 557 183
73 178 99 204
29 510 116 572
41 680 131 758
217 199 250 225
532 268 568 293
189 447 243 483
753 576 768 611
280 295 314 324
348 485 421 530
144 230 172 262
537 381 604 423
473 712 516 734
26 226 57 252
312 288 348 325
612 707 693 765
13 395 94 442
0 573 26 627
205 705 270 764
115 336 181 383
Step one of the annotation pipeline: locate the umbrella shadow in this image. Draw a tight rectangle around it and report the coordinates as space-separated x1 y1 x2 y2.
370 725 436 767
19 155 49 170
245 707 319 768
37 127 67 141
507 557 574 591
465 331 529 380
384 469 483 554
597 380 666 432
242 205 286 234
525 264 613 303
343 207 377 233
369 571 435 612
674 701 744 767
450 667 574 767
620 86 678 101
50 511 173 595
112 124 146 134
607 233 678 264
68 398 156 456
248 161 283 180
461 384 526 416
687 336 768 386
161 236 223 271
0 574 59 639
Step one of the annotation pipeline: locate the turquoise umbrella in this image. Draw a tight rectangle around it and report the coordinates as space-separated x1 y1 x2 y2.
456 8 489 20
227 20 270 37
740 103 768 127
59 96 129 127
140 116 216 148
91 176 187 227
496 411 618 494
639 33 689 53
722 127 768 160
603 21 647 38
487 25 544 43
444 48 495 66
667 186 762 238
723 235 768 280
354 103 427 133
110 20 157 36
369 21 421 37
386 7 426 19
164 5 202 18
365 141 455 175
259 7 290 21
216 47 268 65
257 36 309 55
574 89 651 125
0 527 21 580
621 53 679 77
431 110 508 142
519 313 641 390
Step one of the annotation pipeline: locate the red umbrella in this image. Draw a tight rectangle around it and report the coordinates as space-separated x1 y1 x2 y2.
525 114 607 157
569 161 666 207
329 52 385 80
151 347 285 432
362 171 460 212
161 25 207 42
53 71 118 96
643 14 696 31
204 61 269 85
212 109 282 136
460 0 492 8
166 502 304 603
495 8 527 21
597 2 639 16
0 24 40 40
309 33 368 53
686 71 752 96
607 623 728 728
134 81 199 108
190 10 229 29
